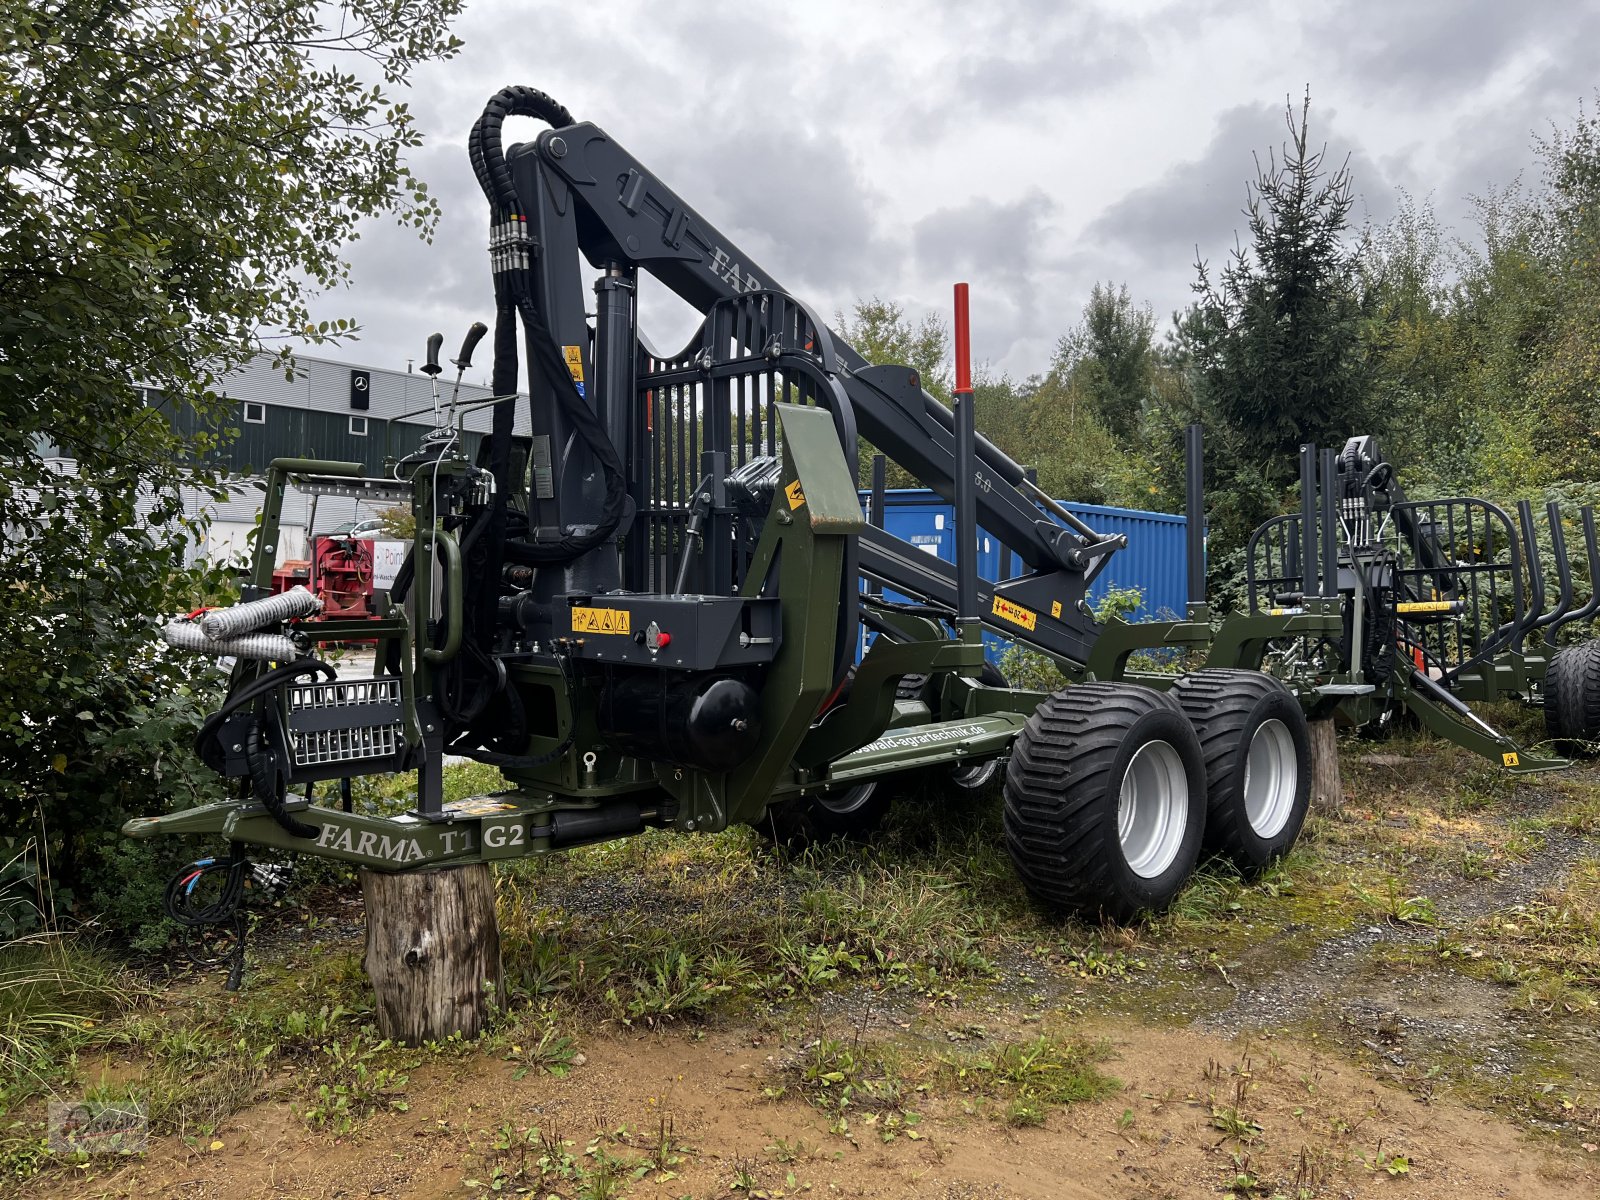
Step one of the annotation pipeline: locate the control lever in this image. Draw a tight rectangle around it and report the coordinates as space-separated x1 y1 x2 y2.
447 321 490 423
422 331 445 424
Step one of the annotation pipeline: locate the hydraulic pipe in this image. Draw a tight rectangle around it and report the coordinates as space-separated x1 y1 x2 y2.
1515 500 1546 651
1536 501 1573 642
1553 506 1600 635
1298 443 1318 595
1320 448 1338 598
1185 424 1205 609
866 454 888 592
163 621 302 662
201 586 322 641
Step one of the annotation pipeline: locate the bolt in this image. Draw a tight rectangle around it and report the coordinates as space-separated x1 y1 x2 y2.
232 744 242 753
425 724 435 733
684 818 697 831
548 135 567 158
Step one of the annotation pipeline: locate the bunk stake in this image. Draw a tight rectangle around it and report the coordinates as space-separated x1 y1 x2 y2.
952 282 978 629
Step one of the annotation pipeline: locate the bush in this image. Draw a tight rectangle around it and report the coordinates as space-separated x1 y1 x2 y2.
0 487 231 944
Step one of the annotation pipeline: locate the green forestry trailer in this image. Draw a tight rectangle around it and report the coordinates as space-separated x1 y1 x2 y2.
128 88 1321 963
1228 437 1600 768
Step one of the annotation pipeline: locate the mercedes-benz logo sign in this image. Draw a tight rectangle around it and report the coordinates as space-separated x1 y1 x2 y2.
353 375 368 391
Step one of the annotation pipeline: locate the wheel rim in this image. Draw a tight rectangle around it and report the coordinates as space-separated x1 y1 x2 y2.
949 758 999 791
1242 718 1298 838
816 782 876 815
1116 740 1188 879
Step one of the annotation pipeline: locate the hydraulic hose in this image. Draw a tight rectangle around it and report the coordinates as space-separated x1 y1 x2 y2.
193 659 336 772
246 716 318 839
469 87 628 567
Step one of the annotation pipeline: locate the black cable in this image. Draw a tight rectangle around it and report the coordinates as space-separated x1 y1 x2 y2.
194 659 335 771
445 733 574 769
245 714 319 839
163 856 247 927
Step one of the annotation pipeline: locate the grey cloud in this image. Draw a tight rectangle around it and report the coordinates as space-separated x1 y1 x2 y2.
1089 101 1393 271
299 0 1600 383
910 191 1063 364
1309 0 1538 98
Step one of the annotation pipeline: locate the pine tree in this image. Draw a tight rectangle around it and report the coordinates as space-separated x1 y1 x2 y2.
1179 91 1374 552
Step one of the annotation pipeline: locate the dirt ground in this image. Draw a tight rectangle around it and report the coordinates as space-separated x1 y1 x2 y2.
18 737 1600 1199
35 1020 1595 1199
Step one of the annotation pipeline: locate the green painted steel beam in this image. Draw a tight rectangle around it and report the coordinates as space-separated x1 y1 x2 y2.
822 713 1026 784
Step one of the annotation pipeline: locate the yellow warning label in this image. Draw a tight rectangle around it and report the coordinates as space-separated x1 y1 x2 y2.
1050 600 1062 619
571 606 631 635
785 479 806 510
1397 601 1458 614
992 596 1038 631
562 345 585 382
1502 751 1520 768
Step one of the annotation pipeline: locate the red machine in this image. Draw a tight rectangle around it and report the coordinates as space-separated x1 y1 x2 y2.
310 536 378 619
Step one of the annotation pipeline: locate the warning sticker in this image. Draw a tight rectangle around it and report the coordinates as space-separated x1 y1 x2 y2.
992 596 1038 631
785 479 806 510
1502 751 1520 768
571 606 631 635
1050 600 1062 619
562 345 585 382
1396 601 1457 614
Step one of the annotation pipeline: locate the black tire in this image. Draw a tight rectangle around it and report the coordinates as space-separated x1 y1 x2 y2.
1545 639 1600 749
1170 669 1312 874
894 672 930 702
761 781 889 847
1003 682 1207 922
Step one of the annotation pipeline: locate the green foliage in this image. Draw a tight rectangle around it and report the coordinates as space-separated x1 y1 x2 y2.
997 643 1068 693
0 0 464 924
1057 282 1159 443
301 1039 411 1133
0 934 131 1113
837 297 950 398
837 298 949 487
1178 91 1375 565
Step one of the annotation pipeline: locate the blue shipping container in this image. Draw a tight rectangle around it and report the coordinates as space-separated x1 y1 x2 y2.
860 488 1194 665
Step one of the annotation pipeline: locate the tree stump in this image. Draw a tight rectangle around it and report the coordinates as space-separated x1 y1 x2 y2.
1308 717 1343 814
360 863 503 1045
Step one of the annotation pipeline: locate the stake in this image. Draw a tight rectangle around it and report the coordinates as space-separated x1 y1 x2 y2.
953 283 978 632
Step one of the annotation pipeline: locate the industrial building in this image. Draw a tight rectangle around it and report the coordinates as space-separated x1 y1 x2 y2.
41 351 526 567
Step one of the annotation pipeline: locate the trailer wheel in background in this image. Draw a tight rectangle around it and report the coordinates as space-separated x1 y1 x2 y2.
1545 639 1600 749
944 756 1002 794
761 781 888 847
1171 668 1311 873
1003 682 1206 922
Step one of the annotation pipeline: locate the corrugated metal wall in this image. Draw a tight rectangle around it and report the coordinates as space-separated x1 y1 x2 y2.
864 488 1193 665
868 488 1191 619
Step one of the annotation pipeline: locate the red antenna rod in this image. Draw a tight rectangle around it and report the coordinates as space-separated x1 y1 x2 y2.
953 282 972 394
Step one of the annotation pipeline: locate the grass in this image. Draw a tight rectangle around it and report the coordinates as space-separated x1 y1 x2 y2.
775 1023 1116 1135
490 799 1029 1026
0 935 135 1176
7 718 1600 1180
464 1119 689 1196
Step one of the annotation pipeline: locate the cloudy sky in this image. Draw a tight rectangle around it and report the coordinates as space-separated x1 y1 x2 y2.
309 0 1600 383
